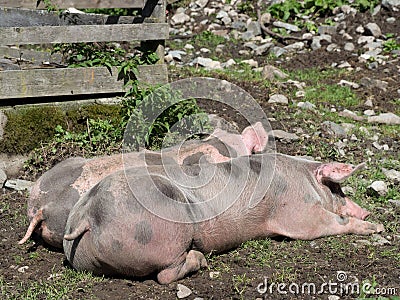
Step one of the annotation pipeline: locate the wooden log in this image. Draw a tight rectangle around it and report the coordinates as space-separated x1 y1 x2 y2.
0 64 168 99
0 23 169 45
0 46 63 64
0 0 145 9
0 7 143 27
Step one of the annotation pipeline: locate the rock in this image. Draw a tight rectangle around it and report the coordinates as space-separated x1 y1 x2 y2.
177 284 192 299
171 12 190 26
270 46 287 57
4 179 34 192
295 91 305 98
260 12 272 24
209 271 221 279
195 0 208 8
273 21 300 32
0 168 7 187
341 123 356 133
253 43 274 55
364 99 373 107
284 42 305 51
269 130 299 142
338 80 359 89
344 42 355 51
382 0 400 10
297 101 316 110
246 20 262 36
386 17 396 23
382 168 400 183
200 48 211 53
360 78 388 92
371 234 391 246
222 58 236 68
364 109 375 116
389 200 400 207
0 154 28 177
368 113 400 125
364 23 382 37
0 111 7 141
337 61 351 68
231 21 247 31
262 65 288 80
311 35 332 50
357 36 375 45
356 25 365 34
168 50 186 61
367 181 388 196
372 142 389 151
17 266 29 273
321 121 346 137
328 296 340 300
241 59 258 68
268 94 288 105
216 10 228 19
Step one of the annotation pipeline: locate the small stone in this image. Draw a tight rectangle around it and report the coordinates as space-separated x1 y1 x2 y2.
246 20 262 36
261 65 288 80
200 48 211 53
344 42 355 51
368 113 400 125
382 168 400 183
357 36 375 45
238 49 250 56
328 296 340 300
382 0 400 10
241 59 258 68
273 21 300 32
338 110 364 121
295 91 305 98
364 23 382 37
337 61 351 68
372 142 389 151
284 42 305 51
253 43 273 55
356 25 364 34
204 7 215 15
269 130 300 142
338 80 359 89
341 123 356 133
5 179 34 191
216 10 228 19
371 234 391 246
195 0 208 8
364 110 375 116
177 284 192 299
360 78 388 92
184 44 194 50
222 58 236 68
268 94 288 105
171 12 190 26
311 35 332 50
192 57 222 70
270 47 287 57
17 266 29 273
389 200 400 207
364 99 373 107
321 121 346 137
168 50 186 61
297 101 316 110
386 17 396 23
209 271 220 279
367 181 388 196
342 33 353 40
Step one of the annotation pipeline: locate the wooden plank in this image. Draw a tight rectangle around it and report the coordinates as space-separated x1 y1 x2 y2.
0 46 63 65
0 23 169 45
0 7 142 27
0 0 145 9
0 65 168 99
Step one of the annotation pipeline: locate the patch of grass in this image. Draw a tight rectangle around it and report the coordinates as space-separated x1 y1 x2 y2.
240 239 273 267
303 85 361 108
2 269 101 300
194 31 228 50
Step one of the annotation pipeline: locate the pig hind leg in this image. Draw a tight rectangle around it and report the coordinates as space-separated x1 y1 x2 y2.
157 250 207 284
268 205 384 240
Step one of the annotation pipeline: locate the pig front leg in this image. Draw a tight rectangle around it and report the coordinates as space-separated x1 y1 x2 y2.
268 205 384 240
157 250 208 284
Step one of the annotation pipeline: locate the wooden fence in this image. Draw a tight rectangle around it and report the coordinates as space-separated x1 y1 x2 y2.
0 0 168 101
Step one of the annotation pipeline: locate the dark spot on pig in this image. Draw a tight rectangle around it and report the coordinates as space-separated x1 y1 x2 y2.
270 174 288 198
151 175 188 203
249 158 262 175
90 179 117 226
134 221 153 245
336 215 349 225
111 238 123 252
182 152 204 165
303 193 319 204
181 164 201 177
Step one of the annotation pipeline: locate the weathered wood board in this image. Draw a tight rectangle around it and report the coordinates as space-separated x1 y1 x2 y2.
0 0 145 9
0 64 168 99
0 23 169 45
0 7 143 27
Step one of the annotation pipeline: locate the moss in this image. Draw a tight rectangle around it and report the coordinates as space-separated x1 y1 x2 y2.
0 104 122 155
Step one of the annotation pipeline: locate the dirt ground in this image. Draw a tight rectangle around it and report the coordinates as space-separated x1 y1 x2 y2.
1 6 400 300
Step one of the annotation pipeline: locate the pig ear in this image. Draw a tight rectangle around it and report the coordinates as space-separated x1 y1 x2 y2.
241 122 268 153
315 162 366 184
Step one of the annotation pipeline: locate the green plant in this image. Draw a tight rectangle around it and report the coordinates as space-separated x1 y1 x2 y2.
122 85 209 150
232 273 251 299
267 0 302 21
383 39 400 53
